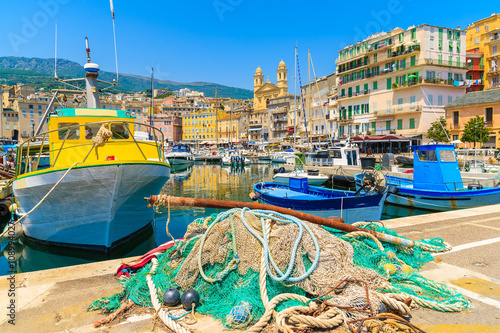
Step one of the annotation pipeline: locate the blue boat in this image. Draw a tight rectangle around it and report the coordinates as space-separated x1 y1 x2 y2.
252 176 388 224
355 144 500 211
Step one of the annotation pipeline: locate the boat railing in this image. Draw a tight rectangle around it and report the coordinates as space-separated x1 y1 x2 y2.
306 157 334 167
16 120 165 176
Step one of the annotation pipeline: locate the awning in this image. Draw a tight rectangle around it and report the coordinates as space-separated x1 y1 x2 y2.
287 128 294 132
249 127 262 131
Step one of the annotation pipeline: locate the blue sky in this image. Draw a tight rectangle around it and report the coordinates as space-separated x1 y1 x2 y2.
0 0 497 90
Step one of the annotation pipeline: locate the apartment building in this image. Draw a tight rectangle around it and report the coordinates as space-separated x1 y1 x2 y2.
445 89 500 148
336 24 467 144
301 73 337 145
465 13 500 90
266 95 299 145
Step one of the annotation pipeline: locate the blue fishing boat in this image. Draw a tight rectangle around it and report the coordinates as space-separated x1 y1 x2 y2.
252 175 388 224
355 144 500 211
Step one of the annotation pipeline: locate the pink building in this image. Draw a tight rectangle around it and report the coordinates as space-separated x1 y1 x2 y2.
152 114 183 143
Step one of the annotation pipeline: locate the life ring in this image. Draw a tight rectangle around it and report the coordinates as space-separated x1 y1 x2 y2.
57 111 63 116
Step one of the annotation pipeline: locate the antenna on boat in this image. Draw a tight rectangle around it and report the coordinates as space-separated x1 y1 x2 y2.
54 19 58 79
419 86 450 143
110 0 119 84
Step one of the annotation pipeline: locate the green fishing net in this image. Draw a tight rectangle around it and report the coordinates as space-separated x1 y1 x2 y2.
89 211 469 329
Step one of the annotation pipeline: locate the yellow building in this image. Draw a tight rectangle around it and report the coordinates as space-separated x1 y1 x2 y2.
465 13 500 89
182 108 224 143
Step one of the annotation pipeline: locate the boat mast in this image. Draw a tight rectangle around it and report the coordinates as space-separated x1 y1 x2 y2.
215 88 218 146
84 38 101 108
308 50 312 152
293 45 297 150
149 66 154 139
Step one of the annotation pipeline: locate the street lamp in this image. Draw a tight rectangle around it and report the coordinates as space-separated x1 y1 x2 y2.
474 120 478 149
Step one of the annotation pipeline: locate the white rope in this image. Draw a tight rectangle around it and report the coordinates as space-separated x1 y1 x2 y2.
0 161 81 239
147 258 192 333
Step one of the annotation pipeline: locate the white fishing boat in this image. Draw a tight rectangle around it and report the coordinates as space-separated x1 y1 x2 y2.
273 168 328 186
11 39 170 251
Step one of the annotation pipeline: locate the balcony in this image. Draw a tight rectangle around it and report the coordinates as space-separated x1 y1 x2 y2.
452 123 460 129
390 45 420 58
467 63 485 70
337 59 468 91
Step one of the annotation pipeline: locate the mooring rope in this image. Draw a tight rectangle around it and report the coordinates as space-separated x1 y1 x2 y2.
0 161 81 239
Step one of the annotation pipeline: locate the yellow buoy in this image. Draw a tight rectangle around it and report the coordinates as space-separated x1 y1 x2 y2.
384 263 397 275
402 264 413 274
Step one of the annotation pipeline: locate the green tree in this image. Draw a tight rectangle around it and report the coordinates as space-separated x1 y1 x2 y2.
427 117 450 142
461 116 491 148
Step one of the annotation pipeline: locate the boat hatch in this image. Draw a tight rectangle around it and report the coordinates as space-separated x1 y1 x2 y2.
289 176 308 193
411 145 463 191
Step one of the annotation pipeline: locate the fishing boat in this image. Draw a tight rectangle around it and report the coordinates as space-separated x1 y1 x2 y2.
252 173 388 223
273 168 329 186
355 144 500 211
165 144 194 166
270 151 296 164
222 150 249 165
11 40 171 251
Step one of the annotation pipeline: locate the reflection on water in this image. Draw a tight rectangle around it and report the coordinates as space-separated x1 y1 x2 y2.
0 163 435 275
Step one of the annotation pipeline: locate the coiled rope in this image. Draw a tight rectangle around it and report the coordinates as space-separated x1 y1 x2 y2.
147 257 192 333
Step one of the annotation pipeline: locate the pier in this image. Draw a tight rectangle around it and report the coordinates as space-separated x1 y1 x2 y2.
1 204 499 332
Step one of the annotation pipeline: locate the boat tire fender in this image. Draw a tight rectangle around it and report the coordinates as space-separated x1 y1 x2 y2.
387 185 399 195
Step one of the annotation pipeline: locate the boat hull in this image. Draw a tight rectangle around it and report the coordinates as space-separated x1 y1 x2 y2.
166 156 194 166
355 174 500 211
386 186 500 211
13 163 170 251
253 182 387 224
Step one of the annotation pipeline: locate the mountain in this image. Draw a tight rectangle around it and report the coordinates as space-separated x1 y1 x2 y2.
0 57 253 100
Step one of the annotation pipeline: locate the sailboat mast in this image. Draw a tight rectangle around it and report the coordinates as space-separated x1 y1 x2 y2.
308 50 312 151
150 66 154 138
293 45 297 150
215 88 218 146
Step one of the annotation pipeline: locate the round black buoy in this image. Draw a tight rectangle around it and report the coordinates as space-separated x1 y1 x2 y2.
162 288 180 307
181 289 200 310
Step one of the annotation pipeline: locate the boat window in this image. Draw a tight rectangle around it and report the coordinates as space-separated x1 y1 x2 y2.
110 123 130 140
417 150 437 161
330 150 342 159
84 124 102 140
439 150 457 162
58 123 80 140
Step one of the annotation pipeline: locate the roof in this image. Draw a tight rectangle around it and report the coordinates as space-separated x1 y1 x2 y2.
51 108 135 119
445 89 500 108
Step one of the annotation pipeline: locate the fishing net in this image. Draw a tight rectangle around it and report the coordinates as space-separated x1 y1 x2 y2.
89 209 469 331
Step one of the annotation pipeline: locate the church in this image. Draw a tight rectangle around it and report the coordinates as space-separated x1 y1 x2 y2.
253 61 288 112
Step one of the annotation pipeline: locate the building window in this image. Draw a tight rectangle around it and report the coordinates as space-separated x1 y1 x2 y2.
474 38 479 44
428 95 433 106
409 118 415 129
373 81 378 90
411 28 416 40
485 107 493 125
453 111 459 126
22 110 26 115
398 98 403 110
386 121 391 131
397 119 403 130
29 105 33 109
38 105 42 109
410 96 416 108
476 26 480 33
486 25 489 31
386 78 392 90
430 37 434 50
438 95 443 106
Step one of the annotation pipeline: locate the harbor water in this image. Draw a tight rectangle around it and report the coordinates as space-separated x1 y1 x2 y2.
0 163 431 276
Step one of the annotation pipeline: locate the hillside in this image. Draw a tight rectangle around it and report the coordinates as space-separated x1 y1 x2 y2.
0 57 253 99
